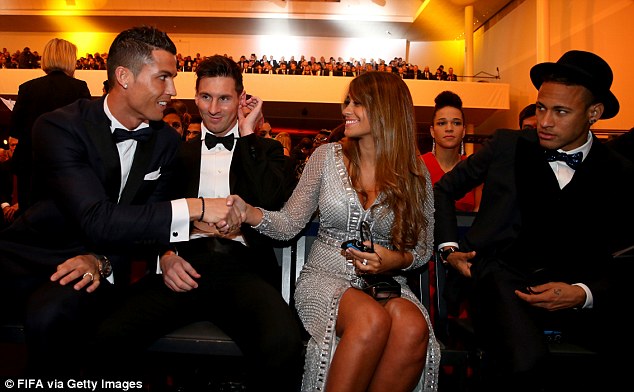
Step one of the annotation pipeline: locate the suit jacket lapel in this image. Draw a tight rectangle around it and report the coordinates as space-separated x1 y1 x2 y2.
181 138 203 198
119 124 162 204
84 118 121 202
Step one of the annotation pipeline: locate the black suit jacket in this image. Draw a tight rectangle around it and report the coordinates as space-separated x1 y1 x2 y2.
10 71 91 211
174 133 295 285
435 129 634 309
0 97 182 282
607 128 634 163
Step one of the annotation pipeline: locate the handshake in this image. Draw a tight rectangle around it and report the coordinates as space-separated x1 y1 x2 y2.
193 195 252 235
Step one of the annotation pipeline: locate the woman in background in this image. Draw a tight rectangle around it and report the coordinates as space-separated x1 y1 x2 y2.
274 131 292 157
237 71 439 391
421 91 480 321
10 37 91 213
421 90 479 212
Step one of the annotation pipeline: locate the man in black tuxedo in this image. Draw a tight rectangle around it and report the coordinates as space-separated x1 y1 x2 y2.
435 50 634 391
95 55 303 391
0 26 239 377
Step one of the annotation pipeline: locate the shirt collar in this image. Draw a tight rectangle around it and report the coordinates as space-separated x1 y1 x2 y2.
104 95 150 133
558 131 592 163
201 120 239 140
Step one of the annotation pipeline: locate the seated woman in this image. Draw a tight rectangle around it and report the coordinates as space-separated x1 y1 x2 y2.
421 90 481 320
237 71 439 391
421 90 480 212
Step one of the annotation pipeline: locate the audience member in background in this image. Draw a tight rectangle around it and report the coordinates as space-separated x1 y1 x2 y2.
102 80 110 96
162 106 186 139
328 122 346 143
446 67 458 81
0 26 238 378
168 99 191 135
421 91 480 321
519 103 537 129
291 136 313 180
234 71 439 391
274 131 292 157
258 121 273 138
0 137 18 228
17 46 37 69
10 37 91 214
313 129 330 150
422 91 479 212
421 65 433 80
606 126 634 163
434 50 633 391
94 55 303 391
185 113 202 142
435 65 447 80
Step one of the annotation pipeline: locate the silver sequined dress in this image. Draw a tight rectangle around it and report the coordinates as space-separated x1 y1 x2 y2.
254 143 440 391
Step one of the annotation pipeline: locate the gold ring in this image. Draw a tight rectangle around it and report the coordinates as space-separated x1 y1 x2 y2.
83 272 94 282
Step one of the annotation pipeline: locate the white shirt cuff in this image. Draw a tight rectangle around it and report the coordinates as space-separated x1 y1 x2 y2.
437 241 459 251
170 199 190 242
572 283 593 309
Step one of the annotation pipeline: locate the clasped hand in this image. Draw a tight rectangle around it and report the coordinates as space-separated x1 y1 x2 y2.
200 195 248 234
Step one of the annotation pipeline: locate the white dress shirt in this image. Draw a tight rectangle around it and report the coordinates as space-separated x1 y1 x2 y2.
103 96 190 281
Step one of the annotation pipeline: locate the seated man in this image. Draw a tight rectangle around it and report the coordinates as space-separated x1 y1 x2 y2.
94 55 303 392
0 26 239 377
435 50 634 391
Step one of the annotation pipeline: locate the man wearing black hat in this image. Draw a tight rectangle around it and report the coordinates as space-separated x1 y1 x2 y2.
434 50 634 391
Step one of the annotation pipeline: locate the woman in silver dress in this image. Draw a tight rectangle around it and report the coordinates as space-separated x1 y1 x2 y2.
237 71 440 391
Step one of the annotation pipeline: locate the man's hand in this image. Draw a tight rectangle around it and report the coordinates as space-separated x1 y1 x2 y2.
445 250 476 278
160 252 201 292
238 93 263 136
2 204 18 223
50 254 100 293
515 282 586 311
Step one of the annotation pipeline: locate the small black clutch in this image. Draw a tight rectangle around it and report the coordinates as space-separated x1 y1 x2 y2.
359 275 401 300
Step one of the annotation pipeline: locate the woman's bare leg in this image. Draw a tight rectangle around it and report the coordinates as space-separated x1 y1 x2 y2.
325 288 391 392
368 298 429 392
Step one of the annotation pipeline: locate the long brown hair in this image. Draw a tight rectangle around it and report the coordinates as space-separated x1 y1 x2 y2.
342 71 429 251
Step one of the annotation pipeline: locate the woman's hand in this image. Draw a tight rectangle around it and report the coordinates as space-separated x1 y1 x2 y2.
344 243 409 275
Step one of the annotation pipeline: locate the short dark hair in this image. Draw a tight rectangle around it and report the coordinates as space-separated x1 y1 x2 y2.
519 103 537 128
107 26 176 86
195 55 244 94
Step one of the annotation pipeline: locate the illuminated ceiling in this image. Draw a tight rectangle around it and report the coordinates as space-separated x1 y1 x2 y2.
0 0 514 42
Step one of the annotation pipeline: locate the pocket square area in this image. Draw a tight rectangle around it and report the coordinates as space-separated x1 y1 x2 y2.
144 168 161 180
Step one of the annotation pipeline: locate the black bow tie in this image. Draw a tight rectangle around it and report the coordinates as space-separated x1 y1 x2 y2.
545 150 583 170
112 127 153 143
205 133 235 151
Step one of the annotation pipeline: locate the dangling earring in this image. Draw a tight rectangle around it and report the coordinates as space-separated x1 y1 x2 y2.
460 141 465 156
432 140 436 156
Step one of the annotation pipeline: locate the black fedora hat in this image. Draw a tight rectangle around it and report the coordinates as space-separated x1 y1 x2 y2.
530 50 619 119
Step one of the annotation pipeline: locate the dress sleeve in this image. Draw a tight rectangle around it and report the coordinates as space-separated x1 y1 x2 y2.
404 166 435 271
253 144 328 240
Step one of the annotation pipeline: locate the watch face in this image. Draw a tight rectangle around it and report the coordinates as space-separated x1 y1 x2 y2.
99 257 112 278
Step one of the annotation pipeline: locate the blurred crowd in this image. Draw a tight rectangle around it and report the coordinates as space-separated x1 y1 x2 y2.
1 47 460 80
